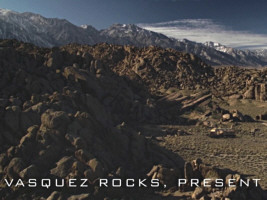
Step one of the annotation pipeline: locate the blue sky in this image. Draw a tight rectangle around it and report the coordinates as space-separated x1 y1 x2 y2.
1 0 266 31
1 0 267 48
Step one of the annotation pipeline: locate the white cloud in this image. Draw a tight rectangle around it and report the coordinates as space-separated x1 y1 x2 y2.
138 19 267 49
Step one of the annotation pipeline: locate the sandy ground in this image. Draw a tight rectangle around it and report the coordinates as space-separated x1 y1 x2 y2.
139 122 267 190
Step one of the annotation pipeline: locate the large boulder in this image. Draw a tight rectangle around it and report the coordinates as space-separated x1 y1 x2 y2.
7 157 25 179
41 109 70 133
231 109 244 121
67 194 90 200
50 156 75 178
19 164 40 179
243 86 254 99
222 113 231 121
192 187 205 200
85 158 105 182
147 165 181 188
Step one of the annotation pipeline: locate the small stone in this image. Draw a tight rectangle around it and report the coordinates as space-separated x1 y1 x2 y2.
222 114 231 121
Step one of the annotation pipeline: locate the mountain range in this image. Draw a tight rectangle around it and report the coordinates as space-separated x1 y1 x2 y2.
0 8 267 66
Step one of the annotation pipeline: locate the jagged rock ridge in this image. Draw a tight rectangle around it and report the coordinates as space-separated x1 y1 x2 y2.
1 8 267 66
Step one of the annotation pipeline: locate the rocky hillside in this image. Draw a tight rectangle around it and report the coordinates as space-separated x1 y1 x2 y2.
1 8 267 66
0 40 266 199
0 40 188 199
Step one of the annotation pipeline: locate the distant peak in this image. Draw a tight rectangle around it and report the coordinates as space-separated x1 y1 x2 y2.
109 23 141 29
81 24 89 29
0 8 17 15
204 41 223 47
80 24 99 33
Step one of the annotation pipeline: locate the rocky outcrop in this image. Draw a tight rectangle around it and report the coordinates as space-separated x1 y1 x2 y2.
0 40 186 199
146 159 266 200
0 40 266 199
213 66 267 98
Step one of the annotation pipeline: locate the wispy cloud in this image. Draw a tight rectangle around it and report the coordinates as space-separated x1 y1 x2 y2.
138 19 267 49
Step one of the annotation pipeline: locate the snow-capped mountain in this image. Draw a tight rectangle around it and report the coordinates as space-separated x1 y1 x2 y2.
252 49 267 62
0 8 102 47
204 41 267 66
100 24 267 66
0 8 266 66
100 23 177 48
